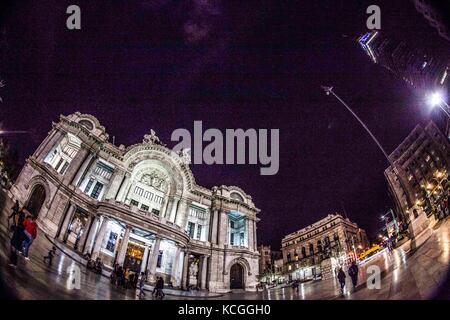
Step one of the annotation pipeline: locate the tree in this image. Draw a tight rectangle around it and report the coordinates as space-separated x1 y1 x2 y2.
0 137 19 187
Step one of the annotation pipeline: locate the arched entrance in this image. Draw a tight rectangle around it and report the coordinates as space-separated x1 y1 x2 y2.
26 184 46 217
230 263 244 289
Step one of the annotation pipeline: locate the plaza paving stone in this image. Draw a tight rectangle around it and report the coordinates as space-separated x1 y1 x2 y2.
1 189 449 300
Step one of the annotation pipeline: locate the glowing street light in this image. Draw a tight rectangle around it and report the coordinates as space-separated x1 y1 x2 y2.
428 92 444 107
427 91 450 117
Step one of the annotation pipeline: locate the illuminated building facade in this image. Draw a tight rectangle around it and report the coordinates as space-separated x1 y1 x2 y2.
384 121 450 222
11 112 260 292
281 213 369 281
258 245 272 276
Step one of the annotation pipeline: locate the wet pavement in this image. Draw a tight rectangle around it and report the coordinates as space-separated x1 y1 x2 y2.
1 189 449 300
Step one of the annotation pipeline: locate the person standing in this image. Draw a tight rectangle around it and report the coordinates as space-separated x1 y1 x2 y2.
337 267 347 296
155 276 165 300
9 209 26 268
7 200 20 230
348 261 359 290
43 246 57 266
22 215 38 260
116 266 124 287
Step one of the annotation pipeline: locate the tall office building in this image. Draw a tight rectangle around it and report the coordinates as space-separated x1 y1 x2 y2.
357 31 449 95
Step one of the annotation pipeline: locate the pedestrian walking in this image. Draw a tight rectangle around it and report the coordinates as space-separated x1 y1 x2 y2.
21 215 38 260
9 209 26 268
154 276 165 300
348 261 359 290
337 267 346 296
43 246 57 266
7 200 20 230
137 272 147 299
292 280 299 293
116 266 124 287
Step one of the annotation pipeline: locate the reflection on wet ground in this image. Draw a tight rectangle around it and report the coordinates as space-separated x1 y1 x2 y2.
1 190 449 300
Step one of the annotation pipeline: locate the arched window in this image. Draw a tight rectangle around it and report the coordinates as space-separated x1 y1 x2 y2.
79 119 94 130
309 243 314 255
230 192 244 202
301 247 306 258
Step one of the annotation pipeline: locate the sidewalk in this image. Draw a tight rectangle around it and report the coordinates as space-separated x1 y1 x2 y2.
43 225 224 298
1 188 223 299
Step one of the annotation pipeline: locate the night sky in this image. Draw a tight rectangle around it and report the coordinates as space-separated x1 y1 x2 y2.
1 1 449 250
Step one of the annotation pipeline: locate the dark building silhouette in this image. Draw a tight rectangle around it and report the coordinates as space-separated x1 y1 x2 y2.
357 30 449 95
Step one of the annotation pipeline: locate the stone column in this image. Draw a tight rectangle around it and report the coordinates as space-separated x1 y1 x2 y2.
210 209 218 244
253 220 257 250
58 204 76 241
247 218 253 250
163 197 173 219
83 215 100 255
160 197 170 218
218 210 229 246
147 236 162 282
73 153 95 188
140 245 150 273
171 245 182 286
115 173 131 202
35 128 64 161
116 226 132 265
91 216 109 259
181 250 190 290
104 169 125 200
78 214 94 253
62 147 90 185
175 199 190 229
169 197 180 223
200 255 208 290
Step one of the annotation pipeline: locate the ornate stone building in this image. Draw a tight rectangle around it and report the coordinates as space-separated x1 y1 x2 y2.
257 245 272 276
281 213 369 281
384 121 449 246
384 121 450 221
11 113 260 292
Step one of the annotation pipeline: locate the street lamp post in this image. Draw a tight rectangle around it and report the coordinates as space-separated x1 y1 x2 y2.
321 86 413 218
381 209 399 237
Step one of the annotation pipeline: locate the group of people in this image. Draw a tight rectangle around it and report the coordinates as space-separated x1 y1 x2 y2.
336 261 359 296
433 193 449 221
110 264 138 289
108 264 165 299
85 254 104 274
8 200 38 268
